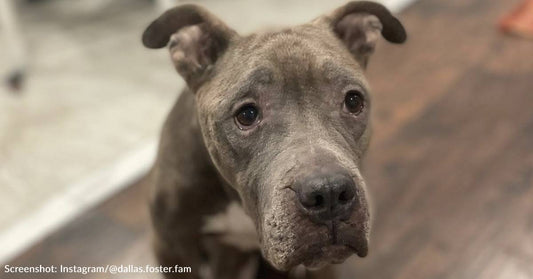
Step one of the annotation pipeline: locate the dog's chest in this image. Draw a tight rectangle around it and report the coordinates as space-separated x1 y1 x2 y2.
199 202 261 279
202 201 260 251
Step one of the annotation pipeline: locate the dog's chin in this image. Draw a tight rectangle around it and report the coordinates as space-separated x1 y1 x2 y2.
300 245 356 269
263 228 369 271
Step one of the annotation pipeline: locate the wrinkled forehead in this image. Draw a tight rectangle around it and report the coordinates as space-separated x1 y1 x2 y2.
198 26 368 109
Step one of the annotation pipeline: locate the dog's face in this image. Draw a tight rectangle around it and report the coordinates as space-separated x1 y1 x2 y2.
143 1 406 271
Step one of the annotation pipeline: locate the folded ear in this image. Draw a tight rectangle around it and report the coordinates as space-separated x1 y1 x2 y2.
142 4 238 91
318 1 407 68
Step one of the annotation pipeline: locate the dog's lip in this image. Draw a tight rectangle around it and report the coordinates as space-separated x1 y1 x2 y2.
347 242 368 257
299 244 354 268
298 239 367 266
332 221 369 257
272 235 368 270
340 232 368 258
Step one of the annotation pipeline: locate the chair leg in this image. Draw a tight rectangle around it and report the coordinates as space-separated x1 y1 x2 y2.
0 0 27 91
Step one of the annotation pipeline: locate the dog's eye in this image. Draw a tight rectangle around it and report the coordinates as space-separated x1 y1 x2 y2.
235 104 259 128
344 90 364 114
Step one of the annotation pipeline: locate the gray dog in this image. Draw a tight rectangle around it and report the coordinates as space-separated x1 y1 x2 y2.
142 1 406 278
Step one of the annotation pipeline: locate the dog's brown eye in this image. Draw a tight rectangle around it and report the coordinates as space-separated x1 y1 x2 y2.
344 90 364 114
235 104 259 128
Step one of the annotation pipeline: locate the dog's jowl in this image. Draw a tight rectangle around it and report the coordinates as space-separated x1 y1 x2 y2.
142 1 406 278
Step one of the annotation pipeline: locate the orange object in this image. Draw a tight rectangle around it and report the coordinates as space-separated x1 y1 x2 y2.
500 0 533 39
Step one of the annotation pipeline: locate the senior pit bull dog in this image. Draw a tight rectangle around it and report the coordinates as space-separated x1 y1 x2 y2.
142 1 406 278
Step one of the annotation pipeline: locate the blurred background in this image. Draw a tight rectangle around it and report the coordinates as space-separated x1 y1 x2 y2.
1 0 532 278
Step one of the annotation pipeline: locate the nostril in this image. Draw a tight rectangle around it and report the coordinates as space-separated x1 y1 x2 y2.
338 187 355 205
338 190 349 204
300 192 326 209
313 194 324 208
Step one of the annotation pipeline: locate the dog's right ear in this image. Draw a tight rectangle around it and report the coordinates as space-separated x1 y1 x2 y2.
142 5 238 91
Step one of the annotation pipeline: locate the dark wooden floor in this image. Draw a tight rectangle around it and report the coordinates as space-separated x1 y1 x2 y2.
4 0 533 278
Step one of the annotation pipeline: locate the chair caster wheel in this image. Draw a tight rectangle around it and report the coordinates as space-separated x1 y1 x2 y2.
6 70 25 92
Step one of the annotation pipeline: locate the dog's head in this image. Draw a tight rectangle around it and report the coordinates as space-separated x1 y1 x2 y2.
143 1 406 271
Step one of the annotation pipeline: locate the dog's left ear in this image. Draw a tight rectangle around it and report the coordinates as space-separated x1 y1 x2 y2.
318 1 407 68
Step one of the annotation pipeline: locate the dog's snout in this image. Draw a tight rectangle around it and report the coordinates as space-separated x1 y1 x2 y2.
295 172 357 224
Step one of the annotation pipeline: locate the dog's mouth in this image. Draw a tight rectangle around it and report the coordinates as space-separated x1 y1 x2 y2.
277 221 368 270
327 220 368 257
300 245 355 269
301 223 368 268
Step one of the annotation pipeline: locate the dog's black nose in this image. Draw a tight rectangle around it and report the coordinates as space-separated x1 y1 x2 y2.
294 172 357 224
